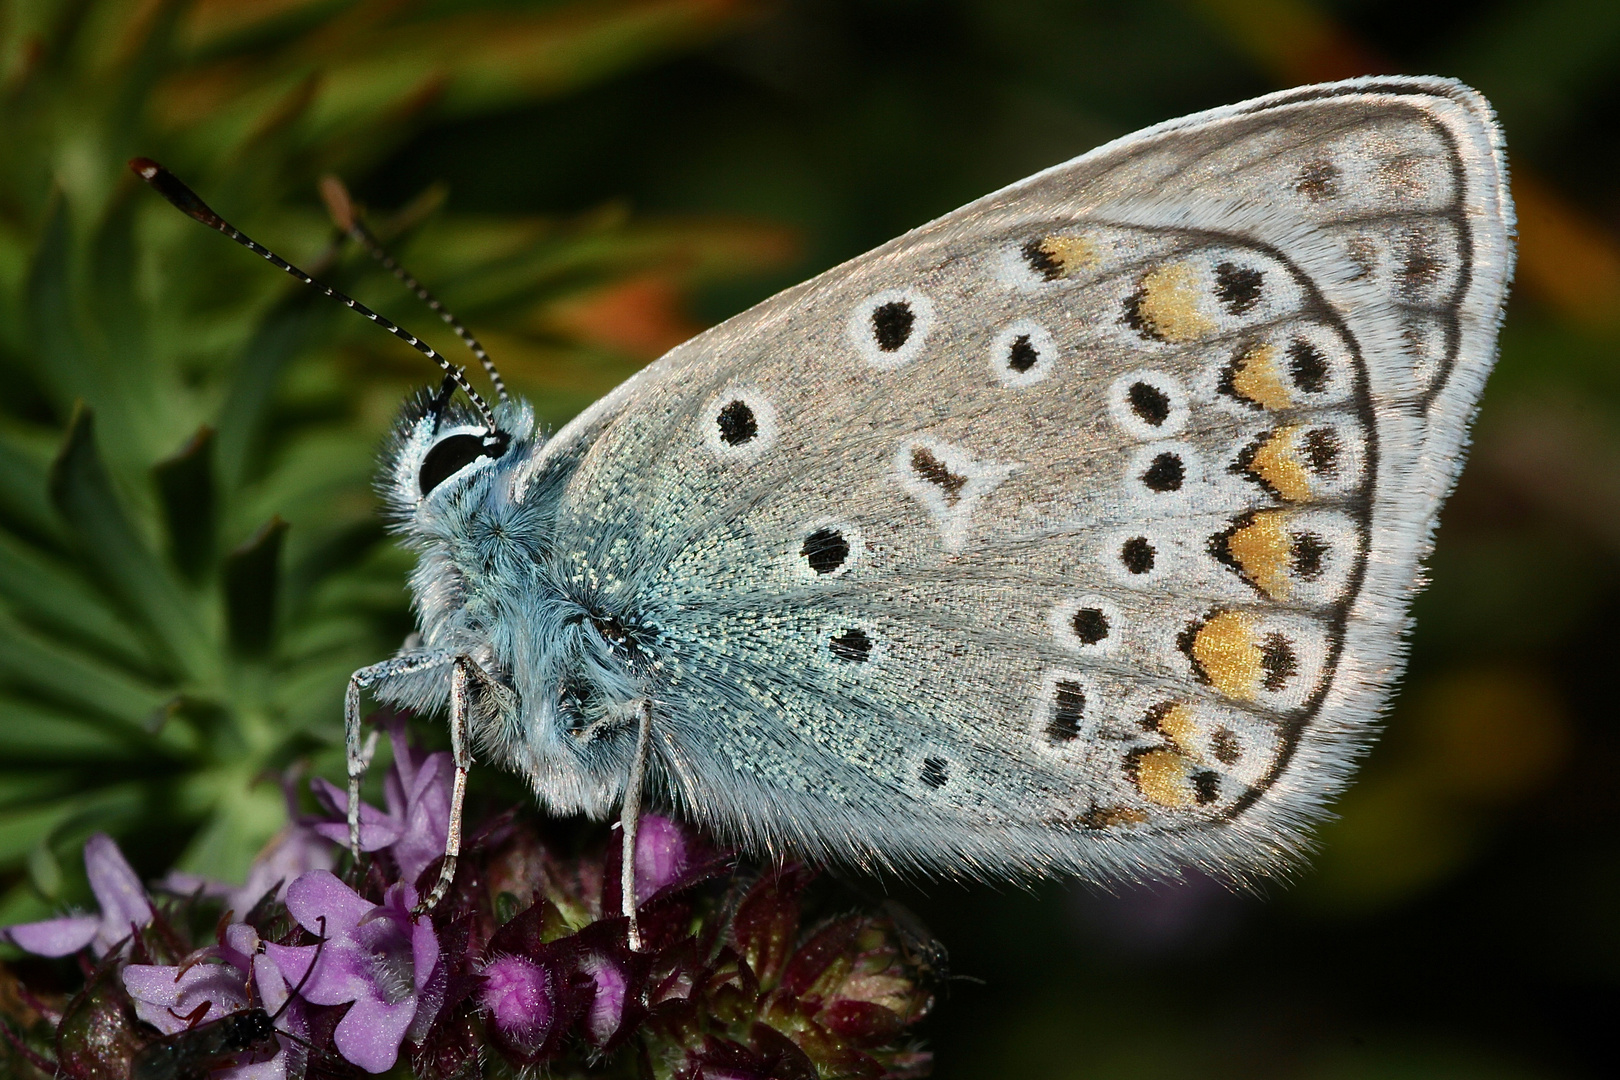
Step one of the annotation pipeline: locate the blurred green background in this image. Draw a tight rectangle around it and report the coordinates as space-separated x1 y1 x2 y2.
0 0 1614 1077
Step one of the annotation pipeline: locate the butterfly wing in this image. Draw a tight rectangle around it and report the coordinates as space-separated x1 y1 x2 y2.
534 77 1512 879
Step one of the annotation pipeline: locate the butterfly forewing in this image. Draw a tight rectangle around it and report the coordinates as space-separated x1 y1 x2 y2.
532 77 1511 879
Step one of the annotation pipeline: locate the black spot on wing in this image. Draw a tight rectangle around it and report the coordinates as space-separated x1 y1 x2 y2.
1007 334 1039 372
871 301 915 352
1260 634 1298 692
1022 239 1063 281
829 628 872 662
910 447 967 505
1128 382 1171 426
1303 428 1340 475
1071 607 1109 645
1215 262 1264 315
1121 289 1160 341
1296 159 1340 200
1046 680 1085 742
1141 452 1185 492
1121 537 1155 574
1288 338 1328 393
801 528 849 574
1291 532 1327 579
716 399 758 445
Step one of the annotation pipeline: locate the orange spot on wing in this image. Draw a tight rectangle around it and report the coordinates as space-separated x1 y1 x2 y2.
1191 611 1262 699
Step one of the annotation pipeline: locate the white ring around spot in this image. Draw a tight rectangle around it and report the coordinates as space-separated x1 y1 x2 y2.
990 319 1057 387
848 288 936 370
1107 369 1189 440
702 386 779 464
1049 596 1122 655
796 518 864 579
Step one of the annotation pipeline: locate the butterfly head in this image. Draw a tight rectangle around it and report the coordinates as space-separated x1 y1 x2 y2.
380 376 537 528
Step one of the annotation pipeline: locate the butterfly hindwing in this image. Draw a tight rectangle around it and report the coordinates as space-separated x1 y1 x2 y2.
526 77 1512 880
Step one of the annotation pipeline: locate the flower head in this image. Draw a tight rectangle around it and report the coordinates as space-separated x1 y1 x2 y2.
480 955 553 1047
265 870 441 1073
312 717 453 887
0 725 938 1080
122 923 310 1080
0 833 152 957
632 814 692 903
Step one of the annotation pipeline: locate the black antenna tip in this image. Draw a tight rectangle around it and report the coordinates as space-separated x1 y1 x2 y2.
129 157 224 230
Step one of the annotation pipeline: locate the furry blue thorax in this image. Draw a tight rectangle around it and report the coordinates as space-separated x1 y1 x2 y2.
374 394 655 820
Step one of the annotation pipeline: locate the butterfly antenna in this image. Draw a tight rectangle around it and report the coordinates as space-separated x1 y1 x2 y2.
268 915 327 1024
128 159 499 435
320 176 509 404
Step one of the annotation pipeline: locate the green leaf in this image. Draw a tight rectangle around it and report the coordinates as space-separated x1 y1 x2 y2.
0 423 64 544
0 698 141 760
152 425 217 580
0 781 145 866
48 403 212 677
0 611 170 729
23 196 91 412
170 768 286 882
0 528 156 671
223 515 286 655
213 296 339 491
26 838 64 900
0 771 80 810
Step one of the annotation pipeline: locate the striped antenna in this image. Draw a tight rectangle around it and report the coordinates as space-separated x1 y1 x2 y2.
320 176 509 404
129 158 500 436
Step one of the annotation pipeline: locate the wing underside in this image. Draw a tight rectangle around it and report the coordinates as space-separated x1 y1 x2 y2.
534 77 1513 879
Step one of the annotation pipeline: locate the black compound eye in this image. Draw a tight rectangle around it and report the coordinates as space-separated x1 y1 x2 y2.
419 433 490 496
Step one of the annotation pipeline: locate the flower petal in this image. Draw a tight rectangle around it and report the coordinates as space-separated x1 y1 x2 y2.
124 962 250 1034
84 833 152 949
581 954 628 1047
253 952 291 1016
284 870 373 936
392 757 452 885
481 955 553 1039
633 815 690 901
409 913 439 994
386 717 419 798
264 940 371 1008
122 965 185 1008
229 825 337 915
309 781 404 851
333 995 416 1073
217 1052 287 1080
0 915 98 957
160 871 232 898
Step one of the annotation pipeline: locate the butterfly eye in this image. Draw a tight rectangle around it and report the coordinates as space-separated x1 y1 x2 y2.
419 433 491 496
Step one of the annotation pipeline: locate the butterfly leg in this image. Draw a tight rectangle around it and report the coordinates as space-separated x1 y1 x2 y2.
621 698 654 951
416 657 480 913
346 652 456 858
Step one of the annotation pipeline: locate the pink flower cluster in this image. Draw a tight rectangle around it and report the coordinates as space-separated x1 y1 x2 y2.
0 720 936 1080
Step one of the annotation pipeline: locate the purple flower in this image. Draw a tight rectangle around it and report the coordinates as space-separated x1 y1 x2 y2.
265 871 441 1074
579 952 629 1047
0 834 151 957
312 719 452 886
480 954 554 1049
122 924 309 1080
631 814 690 903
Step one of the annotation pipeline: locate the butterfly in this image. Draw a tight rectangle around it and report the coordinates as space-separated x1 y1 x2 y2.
135 75 1513 948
